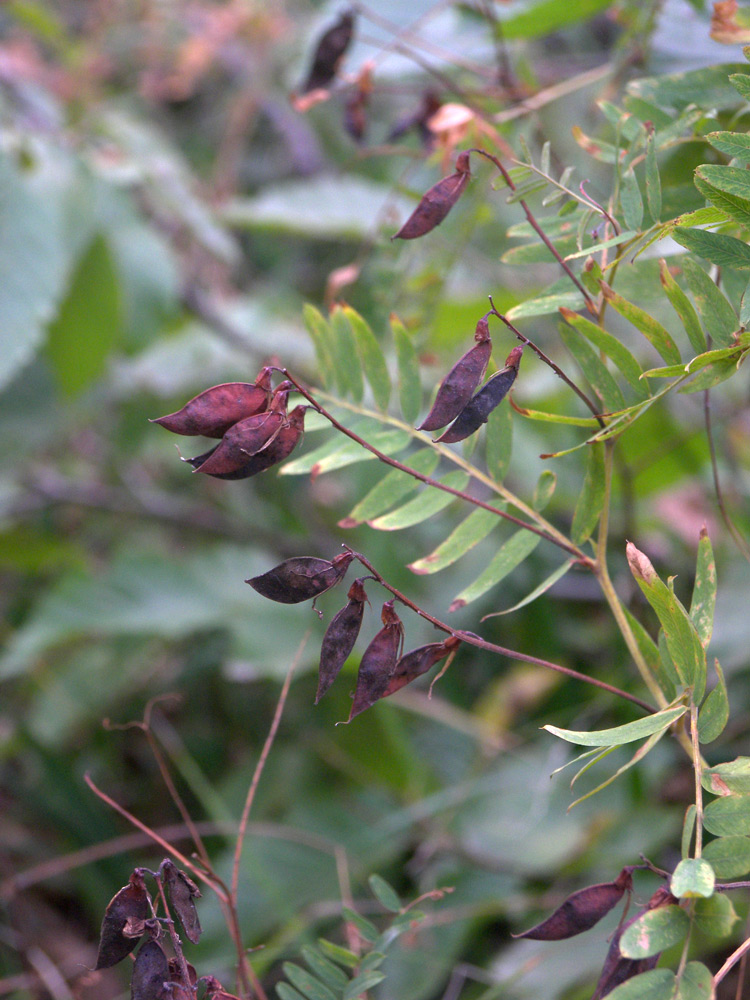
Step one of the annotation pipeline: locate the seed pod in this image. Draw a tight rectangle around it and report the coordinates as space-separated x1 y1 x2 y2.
95 869 150 970
513 867 633 941
301 10 355 94
151 369 273 438
247 552 353 604
436 345 522 443
162 860 201 944
191 387 290 478
316 578 368 704
388 90 441 146
383 635 461 697
131 940 169 1000
190 404 307 481
418 318 492 431
348 601 404 721
392 152 471 240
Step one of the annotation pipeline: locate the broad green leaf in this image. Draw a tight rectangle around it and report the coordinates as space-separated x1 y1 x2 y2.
369 471 469 530
342 972 386 1000
628 63 749 111
281 423 411 476
498 0 635 40
706 130 750 165
620 168 644 231
690 528 716 647
303 304 335 389
532 470 556 511
571 442 605 544
559 307 648 398
698 660 728 745
645 132 661 223
658 258 705 354
702 757 750 796
482 558 575 618
627 543 706 700
277 984 307 1000
682 804 696 859
731 71 750 100
704 794 750 837
558 323 626 413
485 399 512 482
46 234 121 396
449 529 540 611
670 858 715 899
409 508 498 575
317 940 358 969
603 969 675 1000
301 947 349 991
282 964 337 1000
702 835 750 878
368 874 401 912
543 705 686 746
341 907 379 944
623 95 673 129
619 905 689 958
599 282 681 365
506 276 585 319
391 314 421 425
342 306 391 411
676 962 713 1000
673 226 750 269
340 448 440 527
331 306 364 403
694 164 750 231
693 894 738 938
623 607 675 699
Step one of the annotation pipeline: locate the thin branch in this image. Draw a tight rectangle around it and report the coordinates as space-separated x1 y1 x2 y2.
690 703 703 858
714 935 750 988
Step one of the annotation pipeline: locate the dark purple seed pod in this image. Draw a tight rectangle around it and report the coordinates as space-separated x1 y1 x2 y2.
301 10 355 93
192 404 307 481
418 318 492 431
436 345 522 443
95 870 150 970
316 578 368 704
151 369 273 438
162 860 201 945
192 408 286 477
131 940 169 1000
512 867 633 941
383 634 461 697
392 152 471 240
247 552 353 604
347 600 404 721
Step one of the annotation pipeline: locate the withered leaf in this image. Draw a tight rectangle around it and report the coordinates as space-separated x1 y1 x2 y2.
131 940 169 1000
344 89 368 143
95 869 150 970
436 345 522 443
190 404 307 480
392 152 471 240
162 860 202 944
383 635 460 697
247 552 353 604
301 10 355 94
388 90 441 146
348 600 404 721
151 370 273 438
316 578 368 703
513 867 633 941
418 318 492 431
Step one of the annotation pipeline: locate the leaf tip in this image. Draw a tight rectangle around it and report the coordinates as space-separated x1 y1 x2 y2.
626 541 656 583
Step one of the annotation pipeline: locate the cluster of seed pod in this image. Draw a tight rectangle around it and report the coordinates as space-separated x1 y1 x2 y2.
151 368 307 480
247 555 461 722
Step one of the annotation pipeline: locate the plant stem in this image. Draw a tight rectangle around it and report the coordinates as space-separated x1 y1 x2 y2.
714 935 750 989
690 703 703 858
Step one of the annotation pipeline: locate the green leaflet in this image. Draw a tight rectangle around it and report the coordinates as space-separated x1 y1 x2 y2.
342 972 386 1000
498 0 630 40
330 306 364 402
506 276 585 319
599 281 681 365
368 874 401 912
670 858 715 899
623 606 675 699
658 258 706 354
568 727 670 809
482 557 575 618
544 705 685 746
369 471 469 530
698 660 728 744
702 757 750 795
690 529 716 647
342 306 391 411
673 226 750 269
627 62 749 112
559 307 649 398
485 398 513 481
558 322 626 414
679 355 745 393
620 167 644 231
571 442 605 544
391 314 421 425
280 422 411 476
563 229 639 261
449 529 540 611
277 984 307 1000
694 164 750 231
317 940 358 970
702 835 750 878
340 448 440 527
645 131 661 223
730 71 750 100
532 470 556 511
682 804 696 859
510 403 599 427
409 508 498 574
693 895 738 938
281 963 338 1000
598 969 675 1000
620 906 689 959
706 130 750 165
703 794 750 837
303 304 335 389
502 235 578 265
301 947 349 991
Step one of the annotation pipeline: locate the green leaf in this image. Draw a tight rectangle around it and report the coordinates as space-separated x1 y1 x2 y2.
559 307 649 398
543 705 686 746
532 470 557 512
277 984 307 1000
303 304 335 389
706 130 750 165
340 448 440 527
502 235 578 265
570 443 606 544
676 962 713 1000
569 727 670 808
731 71 750 100
368 874 401 912
342 306 391 411
623 607 675 699
702 757 750 796
331 306 364 403
694 164 750 231
628 63 749 111
690 528 716 647
510 403 599 427
620 168 644 231
741 275 750 327
342 972 386 1000
357 952 385 972
485 399 513 482
658 258 706 354
409 508 498 575
369 471 470 530
562 229 639 261
682 804 696 859
302 947 349 991
449 529 541 612
558 323 626 413
506 276 585 320
341 907 379 944
619 905 689 958
698 660 728 745
599 282 681 365
280 423 411 476
670 858 715 899
604 970 676 1000
482 558 575 618
498 0 613 40
703 794 750 837
673 226 750 269
645 132 661 223
46 234 121 396
391 314 421 425
679 355 744 393
281 964 338 1000
702 835 750 878
317 940 359 970
693 893 739 938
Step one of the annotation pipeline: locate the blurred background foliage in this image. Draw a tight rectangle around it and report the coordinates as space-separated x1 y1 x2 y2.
1 1 750 998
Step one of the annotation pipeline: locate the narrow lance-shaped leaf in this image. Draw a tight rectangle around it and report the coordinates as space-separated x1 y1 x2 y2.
300 11 354 94
694 163 750 231
316 578 368 703
620 167 643 231
151 368 273 438
95 869 150 970
513 867 633 940
449 527 540 612
247 553 353 604
409 508 498 575
599 281 681 365
690 526 716 648
645 129 661 223
282 962 338 1000
680 254 737 347
347 601 404 721
391 314 421 425
544 705 686 746
418 316 492 430
673 226 750 270
558 307 648 398
339 448 439 527
383 635 461 697
330 304 364 402
485 391 513 481
571 442 605 545
437 346 522 443
558 322 625 414
658 258 705 355
342 305 391 411
392 151 471 240
698 659 729 744
162 860 201 944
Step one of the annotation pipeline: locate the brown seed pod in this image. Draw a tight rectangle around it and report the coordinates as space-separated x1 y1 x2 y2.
300 10 355 94
316 578 368 704
191 388 290 477
131 939 169 1000
436 345 522 443
513 867 633 941
388 90 441 146
347 600 404 721
190 404 307 481
418 318 492 431
383 635 461 697
95 869 150 970
247 552 353 604
162 860 201 945
151 369 273 438
392 152 471 240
